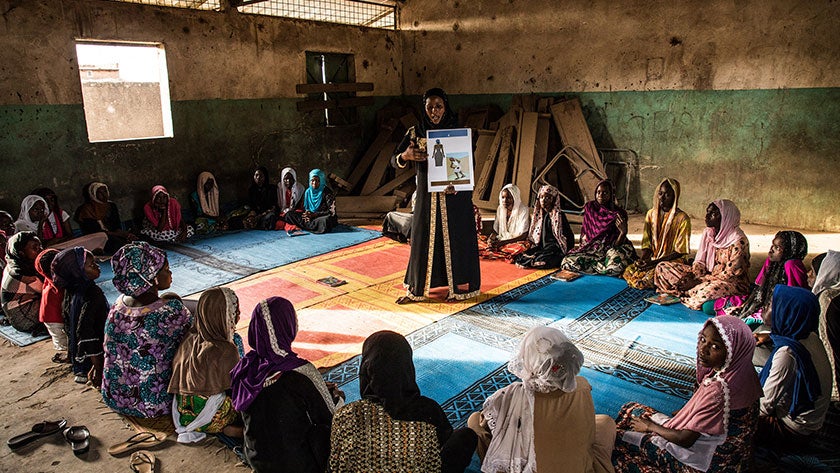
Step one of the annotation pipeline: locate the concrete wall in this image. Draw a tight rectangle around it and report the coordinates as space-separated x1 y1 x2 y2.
400 0 840 231
0 0 402 221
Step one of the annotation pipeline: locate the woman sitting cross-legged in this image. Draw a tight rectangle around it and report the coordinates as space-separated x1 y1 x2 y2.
478 183 531 261
1 232 45 334
276 166 305 229
231 296 342 473
102 242 193 418
468 326 616 473
612 316 762 472
75 182 137 255
168 287 245 442
655 199 751 311
141 185 194 243
512 185 575 270
562 179 636 276
283 169 338 234
190 172 221 234
30 188 108 252
329 331 477 473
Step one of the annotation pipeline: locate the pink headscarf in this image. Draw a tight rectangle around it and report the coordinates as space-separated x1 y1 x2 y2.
143 185 182 231
695 199 745 270
528 185 569 254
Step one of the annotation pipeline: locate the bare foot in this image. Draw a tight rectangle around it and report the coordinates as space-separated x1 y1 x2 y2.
222 425 244 438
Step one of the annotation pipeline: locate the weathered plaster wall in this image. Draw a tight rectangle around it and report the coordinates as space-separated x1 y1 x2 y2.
0 0 402 220
400 0 840 231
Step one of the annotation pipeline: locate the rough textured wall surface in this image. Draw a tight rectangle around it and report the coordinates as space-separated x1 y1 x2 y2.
400 0 840 231
0 0 401 218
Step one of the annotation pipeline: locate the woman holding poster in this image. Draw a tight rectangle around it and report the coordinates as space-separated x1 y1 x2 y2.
391 88 481 304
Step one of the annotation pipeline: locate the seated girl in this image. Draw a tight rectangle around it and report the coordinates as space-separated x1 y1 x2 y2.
102 242 192 418
714 231 808 325
512 185 574 269
655 199 751 311
276 167 305 230
622 178 691 289
468 326 615 473
52 247 109 387
35 249 67 363
75 182 136 255
231 296 341 473
329 331 476 473
478 183 531 261
1 232 45 334
141 185 194 243
612 316 762 472
755 286 832 451
563 179 636 276
284 169 337 234
190 172 221 234
248 166 279 230
169 287 244 442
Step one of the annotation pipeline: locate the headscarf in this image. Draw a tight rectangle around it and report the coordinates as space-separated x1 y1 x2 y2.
196 172 220 218
695 199 746 270
51 247 95 367
76 182 111 223
143 185 182 231
482 326 584 473
359 330 423 420
5 232 40 278
35 248 62 324
577 179 627 251
494 184 530 240
14 195 48 233
111 241 167 297
696 316 763 411
31 188 66 240
303 169 328 212
0 230 7 270
417 87 459 136
739 231 808 317
230 297 307 411
649 178 683 259
528 185 568 253
760 285 822 416
248 166 276 213
169 287 240 396
277 167 306 212
812 250 840 296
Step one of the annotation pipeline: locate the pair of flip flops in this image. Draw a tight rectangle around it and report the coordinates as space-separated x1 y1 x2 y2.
63 426 90 455
7 419 67 450
107 432 164 457
130 450 156 473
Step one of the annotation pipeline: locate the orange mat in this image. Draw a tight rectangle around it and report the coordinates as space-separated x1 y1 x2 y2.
226 237 549 368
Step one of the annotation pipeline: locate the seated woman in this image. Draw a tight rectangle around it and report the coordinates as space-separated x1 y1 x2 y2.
247 166 279 230
169 287 244 442
755 285 832 451
1 232 45 334
512 185 574 269
35 249 67 364
231 296 341 473
622 178 690 289
29 187 107 252
811 251 840 401
613 316 762 472
75 182 136 255
330 331 476 473
655 199 751 311
0 210 15 237
468 326 615 473
563 179 636 276
714 231 809 324
478 183 531 261
382 191 416 243
284 169 337 234
275 167 305 230
102 242 192 418
190 172 221 234
141 185 194 243
52 247 108 386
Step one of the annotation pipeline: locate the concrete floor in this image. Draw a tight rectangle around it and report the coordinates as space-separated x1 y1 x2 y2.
1 214 838 472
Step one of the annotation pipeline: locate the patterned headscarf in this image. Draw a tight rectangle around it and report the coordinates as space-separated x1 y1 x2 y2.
695 199 746 270
14 195 48 233
277 167 306 212
578 179 627 250
495 184 530 241
5 232 40 278
761 285 822 416
230 296 307 411
111 241 167 297
528 185 568 253
649 178 682 259
196 172 220 218
169 287 241 396
303 169 328 212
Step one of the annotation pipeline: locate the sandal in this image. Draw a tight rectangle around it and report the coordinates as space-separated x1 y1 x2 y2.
395 296 416 305
107 431 164 457
7 419 67 450
52 353 69 364
63 425 90 455
130 450 157 473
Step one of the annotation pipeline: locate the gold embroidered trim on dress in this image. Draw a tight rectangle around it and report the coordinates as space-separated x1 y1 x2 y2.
439 192 456 298
423 193 438 298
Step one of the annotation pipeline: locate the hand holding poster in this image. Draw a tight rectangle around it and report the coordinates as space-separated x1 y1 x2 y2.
425 128 474 193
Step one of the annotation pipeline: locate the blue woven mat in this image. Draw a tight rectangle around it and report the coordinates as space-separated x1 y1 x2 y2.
0 323 50 347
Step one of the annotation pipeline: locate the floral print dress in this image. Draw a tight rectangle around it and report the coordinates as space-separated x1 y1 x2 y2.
102 297 192 418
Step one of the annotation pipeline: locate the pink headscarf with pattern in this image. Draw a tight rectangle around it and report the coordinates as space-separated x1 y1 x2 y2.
695 199 745 270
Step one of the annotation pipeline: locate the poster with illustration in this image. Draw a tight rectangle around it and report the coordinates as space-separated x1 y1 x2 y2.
425 128 474 192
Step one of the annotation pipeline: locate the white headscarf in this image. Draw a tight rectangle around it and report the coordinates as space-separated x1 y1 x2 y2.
813 250 840 296
196 171 220 218
14 195 48 232
277 167 306 213
495 184 530 241
481 327 584 473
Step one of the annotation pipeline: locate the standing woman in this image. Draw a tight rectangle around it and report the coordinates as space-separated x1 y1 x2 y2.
562 179 636 276
283 169 337 234
1 232 45 334
391 88 480 303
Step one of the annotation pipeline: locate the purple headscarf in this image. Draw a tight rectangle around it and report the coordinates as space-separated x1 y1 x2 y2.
230 296 307 411
111 242 167 297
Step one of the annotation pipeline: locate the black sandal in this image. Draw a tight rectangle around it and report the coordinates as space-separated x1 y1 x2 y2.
395 296 416 305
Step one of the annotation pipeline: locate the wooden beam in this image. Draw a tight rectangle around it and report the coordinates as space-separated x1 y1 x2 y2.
329 173 352 192
550 98 605 200
296 96 375 112
530 116 551 204
296 82 374 94
345 118 398 188
369 167 415 196
514 112 539 207
472 130 495 188
361 142 398 195
336 196 398 213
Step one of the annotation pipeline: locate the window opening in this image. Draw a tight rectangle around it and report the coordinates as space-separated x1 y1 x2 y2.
238 0 396 30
